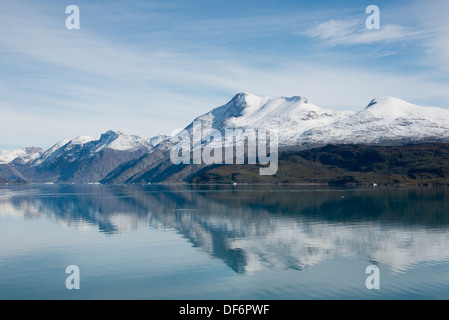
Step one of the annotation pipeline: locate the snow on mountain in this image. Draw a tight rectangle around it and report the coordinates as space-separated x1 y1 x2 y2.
0 147 44 165
10 94 446 170
4 93 449 185
184 93 449 147
301 96 449 146
0 149 26 164
148 134 170 148
34 136 95 167
33 130 152 168
70 136 95 145
22 130 158 184
187 93 353 146
32 139 71 166
93 130 151 153
190 93 271 131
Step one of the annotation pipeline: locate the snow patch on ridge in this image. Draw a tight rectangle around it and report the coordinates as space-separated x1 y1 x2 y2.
0 147 44 165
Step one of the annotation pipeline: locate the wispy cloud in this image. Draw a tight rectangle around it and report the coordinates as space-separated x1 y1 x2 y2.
0 0 448 149
303 19 424 46
414 0 449 75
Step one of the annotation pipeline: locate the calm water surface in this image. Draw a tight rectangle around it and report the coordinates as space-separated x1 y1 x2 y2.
0 184 449 299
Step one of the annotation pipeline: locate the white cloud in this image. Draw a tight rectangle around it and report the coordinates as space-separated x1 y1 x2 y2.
414 0 449 74
304 19 424 45
0 0 448 149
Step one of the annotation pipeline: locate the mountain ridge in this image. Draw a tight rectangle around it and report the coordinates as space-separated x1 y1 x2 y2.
2 130 160 184
101 93 449 184
2 93 449 184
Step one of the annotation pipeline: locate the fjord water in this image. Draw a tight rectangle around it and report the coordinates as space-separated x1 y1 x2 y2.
0 184 449 300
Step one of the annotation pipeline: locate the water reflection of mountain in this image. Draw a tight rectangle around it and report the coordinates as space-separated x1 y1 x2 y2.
1 185 449 274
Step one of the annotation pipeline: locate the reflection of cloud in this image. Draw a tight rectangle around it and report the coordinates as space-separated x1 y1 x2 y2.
0 197 41 218
2 185 449 275
107 213 149 233
229 221 449 274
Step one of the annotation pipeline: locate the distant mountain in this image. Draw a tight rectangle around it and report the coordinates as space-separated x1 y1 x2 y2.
301 96 449 147
0 147 44 166
148 134 170 148
0 130 171 184
0 147 44 183
0 164 29 183
0 131 166 184
24 130 159 184
102 93 449 184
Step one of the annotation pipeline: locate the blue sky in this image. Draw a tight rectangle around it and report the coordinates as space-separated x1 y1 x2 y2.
1 0 448 149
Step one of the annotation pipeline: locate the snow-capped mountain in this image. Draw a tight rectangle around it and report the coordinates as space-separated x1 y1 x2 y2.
93 130 152 153
185 93 449 147
34 130 152 169
0 147 44 166
190 93 352 139
33 136 94 167
148 134 170 149
32 138 72 166
101 93 449 184
0 148 42 183
301 96 449 147
0 130 171 184
21 130 157 184
3 93 449 185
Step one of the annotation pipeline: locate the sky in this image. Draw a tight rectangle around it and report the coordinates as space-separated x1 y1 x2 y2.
0 0 448 150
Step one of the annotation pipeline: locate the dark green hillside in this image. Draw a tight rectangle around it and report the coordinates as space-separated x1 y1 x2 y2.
189 143 449 186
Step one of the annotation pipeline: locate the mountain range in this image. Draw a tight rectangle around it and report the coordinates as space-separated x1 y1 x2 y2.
1 93 449 185
181 93 449 147
0 130 169 184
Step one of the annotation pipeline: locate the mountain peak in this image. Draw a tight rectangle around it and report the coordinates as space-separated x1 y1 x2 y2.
231 93 309 106
284 96 308 103
365 96 411 110
70 136 94 145
94 130 150 152
0 147 44 165
231 92 255 99
148 134 170 148
231 92 249 100
100 130 123 140
230 92 267 108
